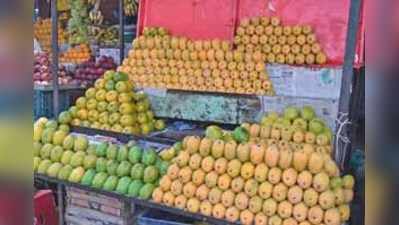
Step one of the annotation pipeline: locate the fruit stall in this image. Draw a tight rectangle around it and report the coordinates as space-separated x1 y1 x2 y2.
33 1 364 225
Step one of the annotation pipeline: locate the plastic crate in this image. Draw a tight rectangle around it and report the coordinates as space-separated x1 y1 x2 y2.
34 85 85 119
137 210 193 225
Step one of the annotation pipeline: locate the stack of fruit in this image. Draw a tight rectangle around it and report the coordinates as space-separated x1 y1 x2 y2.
151 108 354 225
124 0 139 17
34 53 75 86
34 117 169 199
251 106 333 155
34 18 68 52
64 70 165 135
74 56 117 87
234 16 328 65
118 27 274 95
60 44 91 64
67 0 89 45
89 26 119 46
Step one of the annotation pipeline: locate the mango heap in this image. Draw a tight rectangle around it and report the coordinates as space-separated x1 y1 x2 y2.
153 106 354 225
254 106 333 155
33 117 168 199
59 70 165 135
119 27 274 95
235 16 328 65
34 18 68 52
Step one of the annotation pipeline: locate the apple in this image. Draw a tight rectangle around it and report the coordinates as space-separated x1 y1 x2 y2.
131 125 141 135
118 93 132 103
309 119 325 135
82 120 91 127
120 115 135 126
85 88 96 99
105 90 118 102
95 89 106 101
91 121 101 129
86 99 98 110
137 113 148 124
71 118 81 126
133 92 146 101
109 112 121 125
94 78 106 89
140 123 152 135
119 103 134 115
75 97 87 109
96 101 108 112
104 71 115 80
105 80 115 91
69 106 78 118
136 102 147 113
146 111 154 121
111 124 123 133
100 123 111 131
107 102 120 113
98 111 109 124
88 110 99 122
122 126 134 134
77 109 88 120
115 81 129 93
154 119 166 130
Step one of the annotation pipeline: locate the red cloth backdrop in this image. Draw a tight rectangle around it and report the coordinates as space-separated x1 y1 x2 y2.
138 0 364 66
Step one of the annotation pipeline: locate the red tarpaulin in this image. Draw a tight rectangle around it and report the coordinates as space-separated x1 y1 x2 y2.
138 0 363 66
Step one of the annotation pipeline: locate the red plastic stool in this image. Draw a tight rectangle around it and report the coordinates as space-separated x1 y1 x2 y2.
34 190 59 225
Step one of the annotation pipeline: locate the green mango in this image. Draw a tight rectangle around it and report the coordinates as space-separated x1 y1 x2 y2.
142 148 157 166
37 159 52 174
130 163 145 180
96 142 108 157
138 183 155 200
106 143 118 160
46 162 63 177
57 165 73 180
106 160 119 175
127 180 144 197
96 157 108 173
91 172 108 189
81 169 96 186
116 161 132 177
232 127 250 143
143 166 159 183
102 175 118 191
128 146 142 164
115 177 132 194
117 145 129 162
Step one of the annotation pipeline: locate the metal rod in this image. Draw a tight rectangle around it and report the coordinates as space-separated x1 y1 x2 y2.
336 0 362 166
119 0 125 64
51 0 60 118
57 183 65 225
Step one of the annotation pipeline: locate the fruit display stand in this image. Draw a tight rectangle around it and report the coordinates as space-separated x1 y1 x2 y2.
34 1 363 225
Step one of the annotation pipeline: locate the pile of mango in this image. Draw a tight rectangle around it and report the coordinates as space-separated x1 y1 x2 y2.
33 117 169 199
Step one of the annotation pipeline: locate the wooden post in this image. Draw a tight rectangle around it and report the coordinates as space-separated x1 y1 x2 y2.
51 0 60 117
336 0 362 167
119 0 125 64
